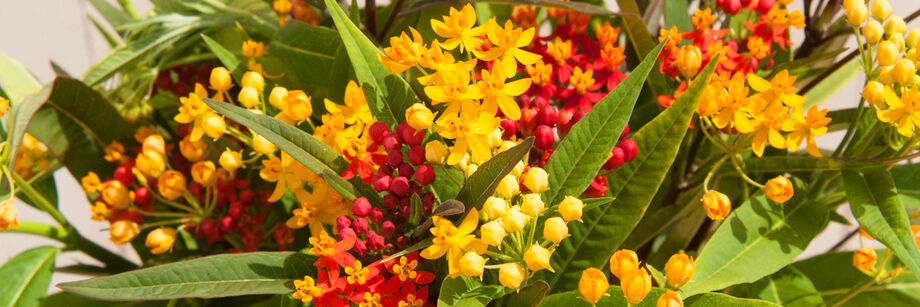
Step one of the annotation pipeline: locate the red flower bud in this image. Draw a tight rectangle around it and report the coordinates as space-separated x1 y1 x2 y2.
134 187 152 208
368 122 390 143
368 230 385 250
390 176 410 196
338 228 356 241
354 240 368 255
382 135 401 151
538 106 558 126
336 216 352 232
381 221 396 237
408 146 426 165
501 119 518 139
239 189 255 205
535 125 556 150
228 201 244 219
373 174 391 192
415 165 436 186
620 124 630 141
188 182 203 199
583 176 609 198
114 166 134 186
603 147 626 170
386 150 404 167
619 139 638 162
352 197 372 217
404 129 425 146
353 217 368 234
755 0 774 14
378 165 393 176
370 208 384 223
521 107 539 135
398 163 415 179
384 194 398 210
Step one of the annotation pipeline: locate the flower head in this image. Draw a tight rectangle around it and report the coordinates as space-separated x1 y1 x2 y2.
421 208 486 277
146 227 177 255
475 19 541 73
702 190 731 220
578 268 609 305
664 252 694 289
431 4 484 53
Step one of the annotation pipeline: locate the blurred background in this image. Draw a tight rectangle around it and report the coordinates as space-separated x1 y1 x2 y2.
1 0 917 292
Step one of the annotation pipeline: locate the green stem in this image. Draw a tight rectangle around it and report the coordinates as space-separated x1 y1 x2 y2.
7 221 70 242
72 235 139 272
117 0 141 20
9 168 68 227
703 155 729 192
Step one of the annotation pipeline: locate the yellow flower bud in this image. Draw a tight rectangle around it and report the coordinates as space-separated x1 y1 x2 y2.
853 248 878 272
558 195 584 222
843 0 867 27
425 140 449 165
191 161 218 186
90 201 111 221
524 244 555 272
480 220 507 247
220 149 244 173
482 197 508 221
877 40 899 66
622 267 652 305
201 112 226 140
543 216 569 244
893 58 916 85
764 176 795 204
142 134 165 156
405 103 434 130
238 87 261 109
280 90 313 123
677 45 702 78
496 174 520 199
578 268 609 304
862 81 886 105
102 180 131 209
241 71 264 91
242 40 265 58
464 164 478 178
269 86 288 109
458 251 486 278
609 249 639 280
0 199 20 231
209 67 233 92
81 172 103 194
523 167 549 193
252 134 277 155
879 65 896 85
511 160 526 177
521 194 546 217
863 20 884 44
701 190 731 220
135 149 166 178
110 220 140 244
146 227 177 255
498 262 525 289
502 207 528 233
664 252 695 289
157 170 187 200
657 291 683 307
885 16 906 36
872 0 891 22
907 29 920 49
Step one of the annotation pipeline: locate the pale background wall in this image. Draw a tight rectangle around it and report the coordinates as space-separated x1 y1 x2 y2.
0 0 916 293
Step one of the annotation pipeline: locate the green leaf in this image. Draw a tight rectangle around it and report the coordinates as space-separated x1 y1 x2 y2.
0 246 59 307
539 286 665 307
615 0 669 96
59 252 316 300
543 42 665 206
201 34 243 80
325 0 416 127
499 280 549 307
664 0 692 32
438 276 506 307
890 163 920 208
544 52 715 292
0 51 42 103
794 250 920 306
743 266 825 307
456 137 533 210
88 0 133 28
683 293 783 307
842 167 920 281
680 179 828 296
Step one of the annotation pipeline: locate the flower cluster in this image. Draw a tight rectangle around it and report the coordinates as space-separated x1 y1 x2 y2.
578 249 694 306
1 96 55 232
272 0 320 26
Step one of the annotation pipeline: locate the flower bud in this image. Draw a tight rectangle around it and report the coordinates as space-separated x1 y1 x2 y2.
891 33 907 52
281 90 313 123
210 67 233 92
622 267 652 305
242 40 265 58
511 161 526 178
853 248 878 272
405 103 434 130
657 291 683 307
268 87 288 109
157 170 187 200
558 195 585 222
862 81 885 105
110 220 140 244
604 147 627 170
879 65 896 85
238 87 261 108
0 199 19 231
534 125 555 150
352 197 371 217
701 190 731 220
464 163 478 178
843 0 867 27
872 0 891 22
863 20 884 44
415 164 436 185
677 45 703 78
496 174 520 199
583 175 609 198
524 244 555 272
498 262 525 289
179 136 207 162
252 134 277 155
619 139 639 161
458 251 486 278
191 161 218 186
201 112 226 139
521 194 546 217
242 71 264 91
665 252 695 289
219 149 244 173
885 16 906 36
609 249 639 279
483 197 508 221
907 29 920 49
142 134 165 156
523 167 549 193
578 268 609 305
146 227 177 254
102 180 132 209
543 216 569 244
481 220 507 247
425 140 448 165
893 58 916 85
136 149 166 178
502 207 528 233
764 176 794 204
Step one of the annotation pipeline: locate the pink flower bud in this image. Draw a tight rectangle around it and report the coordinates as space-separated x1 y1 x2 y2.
501 119 518 139
338 228 356 240
619 139 638 162
336 215 352 232
352 197 372 217
353 217 368 234
535 125 555 150
538 106 558 126
368 230 385 250
381 221 396 237
583 176 609 198
415 165 436 186
370 208 384 223
603 147 626 170
390 176 410 196
368 122 390 143
114 166 134 186
398 163 415 179
239 189 255 205
408 146 426 165
354 240 368 255
221 216 234 233
384 194 398 210
386 150 404 167
373 174 391 192
383 135 401 151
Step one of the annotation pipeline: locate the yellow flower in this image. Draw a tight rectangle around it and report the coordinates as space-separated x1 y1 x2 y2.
502 207 528 233
292 275 323 303
622 267 652 305
480 220 506 247
345 260 370 285
157 170 187 200
783 105 831 157
475 19 541 73
547 37 573 66
543 216 569 244
702 190 731 220
863 20 884 44
0 199 19 231
843 0 867 27
498 262 525 289
399 294 425 307
277 90 313 124
853 248 878 272
191 161 218 187
421 208 487 278
712 73 755 133
252 133 277 155
595 21 620 45
379 27 427 74
146 227 177 255
558 196 584 222
747 70 806 110
177 136 206 162
527 59 553 86
104 141 125 162
658 26 682 49
101 180 131 210
765 176 794 204
81 172 104 194
521 194 545 217
435 109 501 165
524 244 554 272
477 64 531 120
657 291 684 307
260 153 312 202
877 40 899 66
209 67 233 100
609 249 639 280
242 40 265 58
458 251 487 278
691 8 715 30
425 140 449 165
664 252 695 289
405 103 435 130
241 71 264 91
431 4 484 53
749 102 789 157
324 81 372 125
392 256 420 281
522 167 549 193
110 220 140 244
90 201 111 221
578 268 609 305
174 87 223 141
423 60 481 115
219 149 244 173
495 174 520 199
308 229 338 257
872 0 892 23
238 87 260 109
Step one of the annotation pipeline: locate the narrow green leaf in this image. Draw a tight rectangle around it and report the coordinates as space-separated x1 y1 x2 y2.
0 246 59 307
325 0 417 127
201 34 243 80
794 250 920 305
615 0 669 96
456 137 533 210
545 52 715 292
59 252 315 300
88 16 122 48
0 51 42 103
539 286 666 307
500 280 549 307
842 167 920 281
543 42 665 206
438 276 505 307
683 293 783 307
88 0 133 28
680 179 828 296
744 266 825 307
